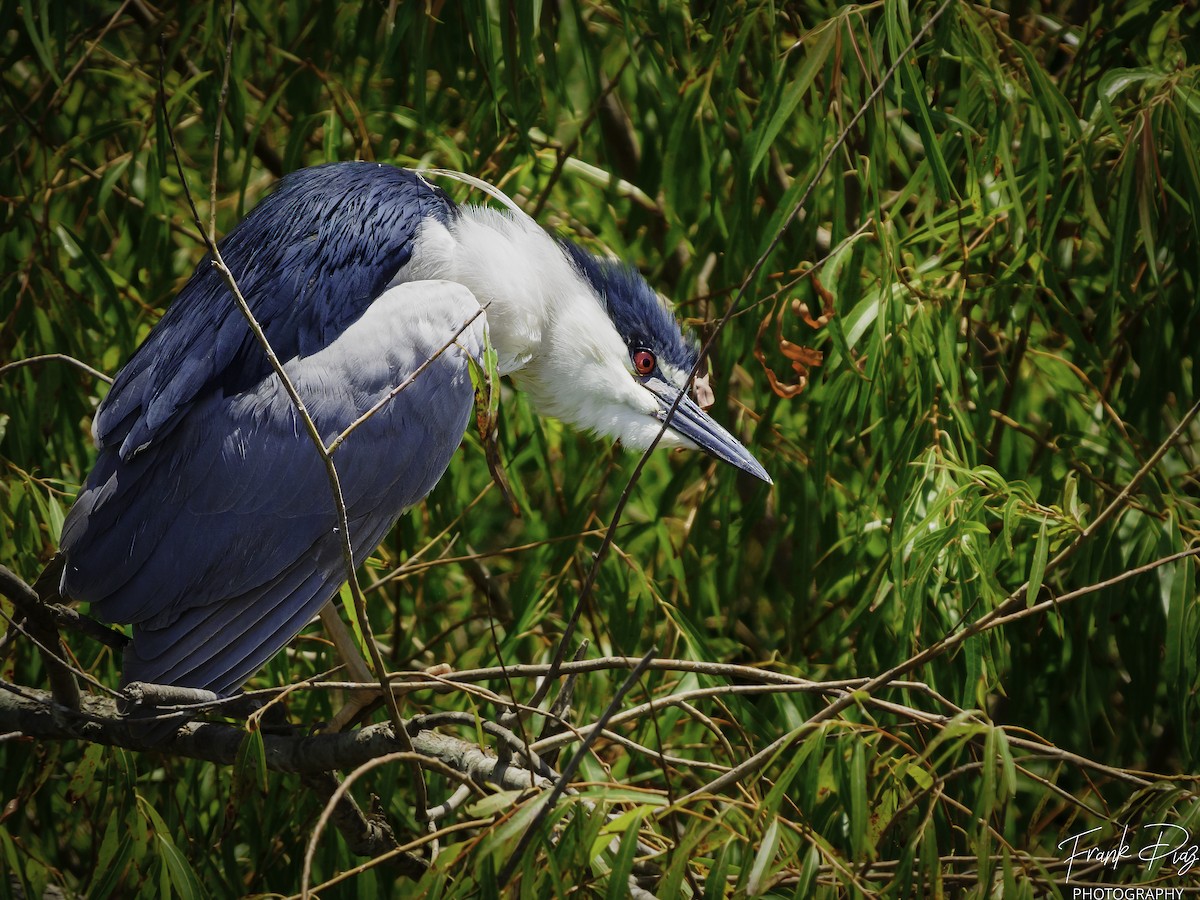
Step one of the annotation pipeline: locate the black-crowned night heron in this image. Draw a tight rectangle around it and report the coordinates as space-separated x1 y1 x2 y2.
58 162 770 697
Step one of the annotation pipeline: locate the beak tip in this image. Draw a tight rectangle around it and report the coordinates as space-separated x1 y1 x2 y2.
741 458 773 486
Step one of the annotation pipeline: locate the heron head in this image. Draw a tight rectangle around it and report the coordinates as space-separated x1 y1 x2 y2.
512 238 772 484
423 171 771 484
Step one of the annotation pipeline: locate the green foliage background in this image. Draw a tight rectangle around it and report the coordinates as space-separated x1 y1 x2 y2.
2 0 1199 896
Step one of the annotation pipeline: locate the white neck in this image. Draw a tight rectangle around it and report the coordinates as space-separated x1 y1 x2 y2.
396 206 671 448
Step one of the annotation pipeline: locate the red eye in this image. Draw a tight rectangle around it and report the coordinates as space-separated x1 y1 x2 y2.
632 349 656 376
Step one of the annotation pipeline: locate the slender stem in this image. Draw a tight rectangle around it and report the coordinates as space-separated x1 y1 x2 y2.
674 395 1200 807
326 308 484 455
0 566 80 708
497 648 657 889
533 0 958 713
156 27 427 811
0 354 114 385
300 750 477 898
210 0 237 244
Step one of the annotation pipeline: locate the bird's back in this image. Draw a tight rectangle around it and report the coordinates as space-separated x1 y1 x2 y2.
59 163 483 695
94 164 456 459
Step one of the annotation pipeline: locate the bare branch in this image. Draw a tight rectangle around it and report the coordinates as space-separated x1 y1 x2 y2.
0 682 555 787
530 0 959 715
0 564 127 651
298 770 420 873
156 34 425 809
0 565 80 709
301 750 480 897
209 0 237 243
0 353 114 385
325 307 486 456
497 648 656 887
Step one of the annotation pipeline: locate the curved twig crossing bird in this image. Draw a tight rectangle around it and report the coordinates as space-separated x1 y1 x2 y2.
58 162 770 698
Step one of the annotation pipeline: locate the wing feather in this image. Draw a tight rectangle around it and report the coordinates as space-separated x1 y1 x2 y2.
62 211 484 693
93 163 456 460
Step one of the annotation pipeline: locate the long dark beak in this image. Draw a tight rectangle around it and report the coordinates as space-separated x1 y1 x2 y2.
643 378 772 484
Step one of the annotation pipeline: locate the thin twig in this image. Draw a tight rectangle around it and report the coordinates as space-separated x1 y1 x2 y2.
292 818 490 898
531 0 958 713
0 566 79 708
0 565 126 650
497 648 657 888
210 0 237 243
300 751 478 898
35 0 135 126
326 307 485 455
155 33 427 811
367 524 610 587
0 354 114 385
988 544 1200 629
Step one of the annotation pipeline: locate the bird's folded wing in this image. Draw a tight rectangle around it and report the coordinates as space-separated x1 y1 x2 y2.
94 163 455 461
62 279 484 693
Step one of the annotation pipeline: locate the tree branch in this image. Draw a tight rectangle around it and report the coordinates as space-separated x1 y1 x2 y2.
0 353 114 385
156 30 425 809
0 566 80 709
0 682 557 788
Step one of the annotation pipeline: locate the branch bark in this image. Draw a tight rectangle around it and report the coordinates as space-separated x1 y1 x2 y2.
0 566 80 710
155 36 426 811
0 682 552 788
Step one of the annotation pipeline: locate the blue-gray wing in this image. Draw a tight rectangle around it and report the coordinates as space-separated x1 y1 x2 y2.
93 162 456 460
61 275 484 695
